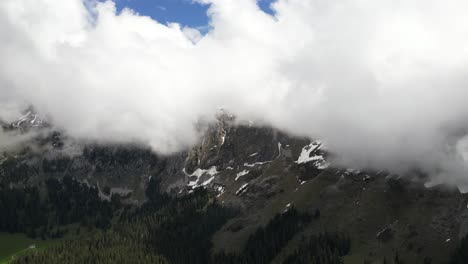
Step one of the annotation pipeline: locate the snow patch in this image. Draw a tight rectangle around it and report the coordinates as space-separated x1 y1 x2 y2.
244 161 270 167
187 166 218 187
220 128 226 145
215 185 225 197
235 170 250 181
236 183 249 195
17 111 31 122
201 176 215 186
296 142 321 164
296 141 329 169
12 111 43 128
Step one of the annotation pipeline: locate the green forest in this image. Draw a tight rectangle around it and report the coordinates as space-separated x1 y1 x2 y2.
0 176 466 264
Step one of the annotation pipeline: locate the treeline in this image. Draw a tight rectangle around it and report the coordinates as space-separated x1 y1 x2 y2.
12 184 237 264
450 233 468 264
11 178 353 264
82 145 162 173
12 231 168 264
122 184 238 264
0 154 36 185
213 207 322 264
283 232 351 264
0 176 115 238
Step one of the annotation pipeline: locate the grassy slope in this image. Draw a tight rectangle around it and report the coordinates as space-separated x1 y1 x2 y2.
0 233 57 264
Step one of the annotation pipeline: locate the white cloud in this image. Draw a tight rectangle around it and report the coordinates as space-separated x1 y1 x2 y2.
2 0 468 188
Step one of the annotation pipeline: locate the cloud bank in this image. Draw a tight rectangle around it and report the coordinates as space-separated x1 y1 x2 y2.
2 0 468 188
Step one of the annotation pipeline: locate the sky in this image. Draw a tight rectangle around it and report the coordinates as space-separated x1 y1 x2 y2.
111 0 275 31
2 0 468 191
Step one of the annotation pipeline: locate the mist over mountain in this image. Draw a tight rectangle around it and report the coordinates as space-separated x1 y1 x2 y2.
1 107 468 264
2 2 468 262
2 0 468 189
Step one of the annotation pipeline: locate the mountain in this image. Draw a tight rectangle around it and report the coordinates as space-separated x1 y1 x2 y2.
1 109 468 264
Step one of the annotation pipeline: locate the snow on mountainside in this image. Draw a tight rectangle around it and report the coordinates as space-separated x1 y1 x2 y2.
2 109 468 263
6 108 46 131
295 141 329 169
12 110 43 128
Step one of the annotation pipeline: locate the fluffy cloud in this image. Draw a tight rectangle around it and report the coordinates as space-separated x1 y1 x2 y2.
2 0 468 189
